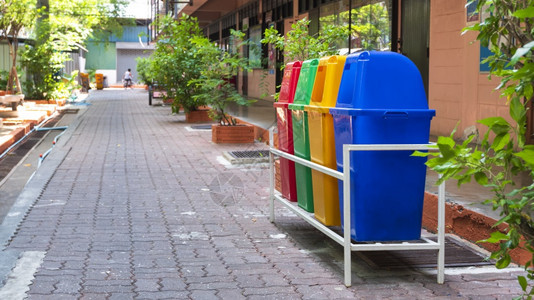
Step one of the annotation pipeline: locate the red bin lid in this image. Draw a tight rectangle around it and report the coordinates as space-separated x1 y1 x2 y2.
277 61 302 105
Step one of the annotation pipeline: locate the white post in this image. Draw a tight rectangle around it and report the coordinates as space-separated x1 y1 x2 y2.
343 144 352 287
437 174 446 284
269 128 275 223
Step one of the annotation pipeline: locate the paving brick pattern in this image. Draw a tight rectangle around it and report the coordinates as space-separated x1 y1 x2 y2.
3 90 526 299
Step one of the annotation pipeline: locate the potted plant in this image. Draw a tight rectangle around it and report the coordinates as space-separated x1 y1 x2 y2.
190 30 255 143
149 14 210 121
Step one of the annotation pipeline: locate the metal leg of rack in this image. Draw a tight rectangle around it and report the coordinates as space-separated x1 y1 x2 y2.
269 129 275 223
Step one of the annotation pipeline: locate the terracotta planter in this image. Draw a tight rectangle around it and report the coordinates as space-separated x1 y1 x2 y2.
186 109 212 123
0 91 5 96
211 124 255 144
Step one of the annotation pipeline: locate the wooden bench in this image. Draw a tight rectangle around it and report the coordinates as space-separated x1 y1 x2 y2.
148 84 167 105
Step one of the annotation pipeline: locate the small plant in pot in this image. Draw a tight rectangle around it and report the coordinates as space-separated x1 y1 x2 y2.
190 30 255 143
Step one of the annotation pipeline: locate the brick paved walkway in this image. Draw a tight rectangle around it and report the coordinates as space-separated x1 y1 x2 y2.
0 89 526 299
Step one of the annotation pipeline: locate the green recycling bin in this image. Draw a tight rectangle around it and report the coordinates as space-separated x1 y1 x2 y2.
288 59 319 212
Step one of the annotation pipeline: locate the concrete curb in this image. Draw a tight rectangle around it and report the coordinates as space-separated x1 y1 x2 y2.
0 96 89 287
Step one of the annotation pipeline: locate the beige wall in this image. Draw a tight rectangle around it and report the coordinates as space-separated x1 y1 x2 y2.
234 0 512 141
238 12 309 102
241 12 309 101
246 69 276 100
429 0 507 140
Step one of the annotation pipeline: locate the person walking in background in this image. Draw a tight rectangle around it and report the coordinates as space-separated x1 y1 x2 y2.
123 68 133 89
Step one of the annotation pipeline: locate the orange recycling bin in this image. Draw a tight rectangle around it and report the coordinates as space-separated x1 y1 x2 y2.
273 61 302 202
304 55 346 226
95 73 104 90
80 73 90 91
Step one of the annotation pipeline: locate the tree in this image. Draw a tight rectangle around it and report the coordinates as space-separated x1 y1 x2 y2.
22 0 128 99
0 0 40 93
319 3 391 51
261 18 348 100
189 30 251 125
262 18 348 64
418 1 534 297
349 3 390 50
148 14 207 113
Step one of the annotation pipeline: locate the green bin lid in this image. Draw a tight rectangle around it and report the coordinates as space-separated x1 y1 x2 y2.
292 59 319 107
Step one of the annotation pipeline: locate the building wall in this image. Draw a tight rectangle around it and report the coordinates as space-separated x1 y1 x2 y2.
429 0 507 139
0 41 27 88
86 42 117 70
0 43 11 73
196 0 511 141
62 52 81 76
246 69 276 100
238 11 308 101
116 48 153 84
86 24 152 84
110 26 150 43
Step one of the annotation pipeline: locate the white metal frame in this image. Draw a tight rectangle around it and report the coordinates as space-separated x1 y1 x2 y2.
268 130 445 287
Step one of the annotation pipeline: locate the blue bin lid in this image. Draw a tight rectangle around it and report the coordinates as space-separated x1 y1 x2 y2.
335 51 428 110
329 108 436 119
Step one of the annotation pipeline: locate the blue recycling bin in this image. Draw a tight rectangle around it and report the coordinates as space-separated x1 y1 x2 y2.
330 51 436 242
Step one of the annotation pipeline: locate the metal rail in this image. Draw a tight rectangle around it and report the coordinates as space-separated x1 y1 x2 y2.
38 128 68 167
0 112 60 161
268 129 445 287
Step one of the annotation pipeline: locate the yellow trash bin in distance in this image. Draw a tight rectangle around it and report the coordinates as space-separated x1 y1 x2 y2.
95 73 104 90
305 55 346 226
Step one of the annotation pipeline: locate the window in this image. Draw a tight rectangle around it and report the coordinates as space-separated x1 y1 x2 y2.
319 0 392 53
248 25 263 68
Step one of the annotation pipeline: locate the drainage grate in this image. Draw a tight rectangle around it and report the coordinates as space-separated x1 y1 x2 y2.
227 150 270 159
190 124 212 130
223 150 270 164
60 108 79 114
357 236 494 269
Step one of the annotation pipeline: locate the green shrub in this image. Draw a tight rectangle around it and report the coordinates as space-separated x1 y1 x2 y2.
149 14 207 113
189 30 252 125
417 1 534 297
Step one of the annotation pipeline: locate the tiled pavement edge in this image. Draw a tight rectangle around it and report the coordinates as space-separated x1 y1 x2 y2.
0 89 526 299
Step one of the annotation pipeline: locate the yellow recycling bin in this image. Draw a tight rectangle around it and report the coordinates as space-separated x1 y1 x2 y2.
95 73 104 90
305 55 346 226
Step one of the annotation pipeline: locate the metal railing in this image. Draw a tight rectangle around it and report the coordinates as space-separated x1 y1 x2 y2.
268 129 445 287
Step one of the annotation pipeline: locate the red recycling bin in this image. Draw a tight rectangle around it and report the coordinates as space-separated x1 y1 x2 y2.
274 61 302 202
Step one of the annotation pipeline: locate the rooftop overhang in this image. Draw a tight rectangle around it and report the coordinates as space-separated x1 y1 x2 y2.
116 42 155 50
177 0 239 28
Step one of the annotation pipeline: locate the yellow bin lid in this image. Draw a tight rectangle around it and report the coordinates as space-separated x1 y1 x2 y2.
306 55 347 113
